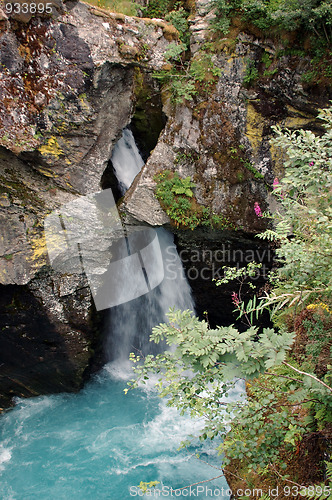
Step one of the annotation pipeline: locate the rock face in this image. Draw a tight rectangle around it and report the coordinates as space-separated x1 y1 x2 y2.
120 0 331 351
0 0 331 409
123 7 331 232
0 1 176 408
173 226 273 329
0 1 176 192
0 271 93 409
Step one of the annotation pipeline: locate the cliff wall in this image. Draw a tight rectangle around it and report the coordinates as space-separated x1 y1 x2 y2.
0 0 176 408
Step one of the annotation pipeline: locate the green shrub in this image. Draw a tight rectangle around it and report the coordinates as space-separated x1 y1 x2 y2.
84 0 138 16
165 7 190 47
190 54 222 82
153 51 221 104
209 0 332 63
303 306 332 360
243 61 259 86
154 170 234 229
141 0 170 18
209 0 241 34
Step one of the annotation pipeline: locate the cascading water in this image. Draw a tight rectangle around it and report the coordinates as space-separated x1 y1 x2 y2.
105 227 194 362
0 128 234 499
106 128 195 362
111 128 144 195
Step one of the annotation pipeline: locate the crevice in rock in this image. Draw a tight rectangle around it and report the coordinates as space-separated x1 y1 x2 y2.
100 159 123 201
100 72 167 200
130 70 167 162
173 228 274 330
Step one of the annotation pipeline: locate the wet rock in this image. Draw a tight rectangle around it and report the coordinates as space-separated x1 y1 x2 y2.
0 271 95 410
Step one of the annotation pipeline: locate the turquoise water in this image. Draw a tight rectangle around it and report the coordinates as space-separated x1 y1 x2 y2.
0 363 233 500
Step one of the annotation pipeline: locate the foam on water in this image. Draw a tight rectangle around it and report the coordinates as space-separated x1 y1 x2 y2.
0 367 231 499
0 445 12 471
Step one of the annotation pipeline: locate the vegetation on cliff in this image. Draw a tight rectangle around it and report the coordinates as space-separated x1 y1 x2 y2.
154 169 235 229
210 0 332 38
127 106 332 497
84 0 332 88
209 0 332 85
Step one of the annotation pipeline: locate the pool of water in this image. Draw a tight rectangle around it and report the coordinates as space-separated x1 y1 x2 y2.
0 363 233 500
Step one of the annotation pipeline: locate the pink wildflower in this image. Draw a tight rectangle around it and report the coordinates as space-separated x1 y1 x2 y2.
309 161 314 166
254 202 263 217
232 292 240 307
272 177 284 199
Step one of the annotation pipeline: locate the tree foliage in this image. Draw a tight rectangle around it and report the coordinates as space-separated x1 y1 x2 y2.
251 106 332 317
210 0 332 44
127 106 332 488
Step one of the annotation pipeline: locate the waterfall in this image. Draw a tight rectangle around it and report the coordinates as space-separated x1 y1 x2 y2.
106 128 194 362
105 227 194 361
111 128 144 195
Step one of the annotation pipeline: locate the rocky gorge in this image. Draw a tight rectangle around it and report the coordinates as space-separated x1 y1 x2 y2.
0 0 331 411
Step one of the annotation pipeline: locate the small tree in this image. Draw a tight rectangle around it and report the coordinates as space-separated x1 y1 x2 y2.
127 107 332 488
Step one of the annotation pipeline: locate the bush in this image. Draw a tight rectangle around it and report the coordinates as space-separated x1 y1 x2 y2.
153 50 221 104
129 106 332 489
84 0 138 16
141 0 170 18
154 170 233 229
210 0 332 49
165 8 190 47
